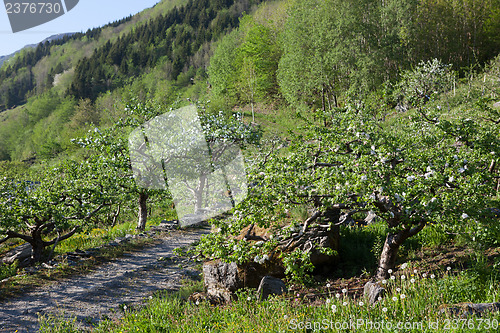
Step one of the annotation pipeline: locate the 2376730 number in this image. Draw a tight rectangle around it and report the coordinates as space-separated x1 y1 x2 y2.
5 2 62 14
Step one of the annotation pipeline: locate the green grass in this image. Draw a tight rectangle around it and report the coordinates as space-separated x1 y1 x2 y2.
39 264 500 332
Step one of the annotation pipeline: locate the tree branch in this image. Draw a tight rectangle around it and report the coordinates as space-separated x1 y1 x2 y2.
301 210 322 233
44 226 80 246
1 230 33 244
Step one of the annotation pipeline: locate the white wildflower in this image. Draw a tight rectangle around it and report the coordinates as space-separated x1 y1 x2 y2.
462 213 469 219
392 296 398 301
359 301 364 306
410 278 415 283
401 263 408 270
335 293 340 299
388 269 393 274
400 294 406 300
343 302 348 306
382 307 388 313
401 275 406 280
342 288 348 294
407 175 415 182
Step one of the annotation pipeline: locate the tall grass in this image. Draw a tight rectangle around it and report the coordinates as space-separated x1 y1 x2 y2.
39 264 500 332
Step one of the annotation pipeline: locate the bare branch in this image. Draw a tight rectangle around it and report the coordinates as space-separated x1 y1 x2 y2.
301 210 322 233
44 226 80 246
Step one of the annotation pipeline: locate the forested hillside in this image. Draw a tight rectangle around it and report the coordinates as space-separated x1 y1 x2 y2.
0 0 261 161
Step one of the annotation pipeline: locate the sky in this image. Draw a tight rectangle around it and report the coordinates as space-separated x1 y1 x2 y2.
0 0 162 56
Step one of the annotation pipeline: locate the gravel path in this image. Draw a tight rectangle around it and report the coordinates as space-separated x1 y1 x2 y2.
0 226 210 332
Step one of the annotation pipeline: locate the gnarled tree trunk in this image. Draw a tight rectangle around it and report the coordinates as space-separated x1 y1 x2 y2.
375 221 426 280
137 191 149 230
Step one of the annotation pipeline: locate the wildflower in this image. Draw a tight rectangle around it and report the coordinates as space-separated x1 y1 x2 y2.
396 288 401 292
335 293 341 299
359 301 364 306
401 275 406 280
361 175 367 181
332 304 337 312
410 278 415 283
401 263 408 270
388 269 393 274
326 298 331 304
326 283 331 288
461 213 469 219
392 296 398 301
195 300 200 305
454 155 458 160
342 288 348 294
413 269 418 274
284 315 288 320
343 302 348 306
400 294 406 300
382 280 387 284
382 307 388 313
422 273 427 278
449 176 454 182
378 296 382 301
390 276 395 280
431 274 435 279
406 176 415 182
447 266 451 271
458 167 465 173
247 297 251 301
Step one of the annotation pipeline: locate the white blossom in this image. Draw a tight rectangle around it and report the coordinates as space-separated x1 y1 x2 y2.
407 175 415 182
461 213 469 219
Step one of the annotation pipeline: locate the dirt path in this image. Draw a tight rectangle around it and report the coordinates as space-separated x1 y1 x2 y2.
0 226 210 333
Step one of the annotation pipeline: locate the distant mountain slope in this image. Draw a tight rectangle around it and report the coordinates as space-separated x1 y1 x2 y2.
0 33 76 68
